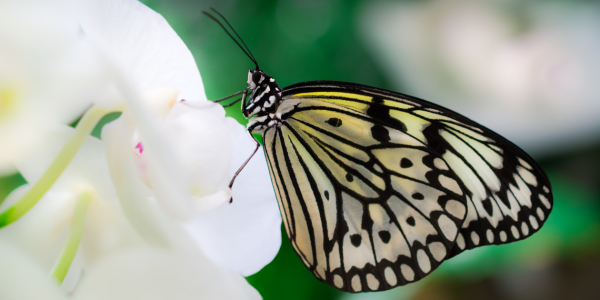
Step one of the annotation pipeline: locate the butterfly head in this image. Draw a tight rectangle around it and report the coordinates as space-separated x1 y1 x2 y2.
202 9 282 118
247 69 262 90
243 69 283 118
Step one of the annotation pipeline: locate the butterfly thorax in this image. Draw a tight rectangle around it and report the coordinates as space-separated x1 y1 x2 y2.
244 69 284 132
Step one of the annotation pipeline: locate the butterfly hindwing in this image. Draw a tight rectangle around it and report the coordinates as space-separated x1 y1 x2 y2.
282 81 553 259
261 99 468 292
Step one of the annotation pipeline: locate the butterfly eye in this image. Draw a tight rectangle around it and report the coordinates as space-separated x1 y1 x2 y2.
252 72 262 84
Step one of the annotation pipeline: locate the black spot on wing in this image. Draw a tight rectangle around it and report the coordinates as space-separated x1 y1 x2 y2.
350 234 362 247
346 173 354 182
400 158 413 168
378 230 391 243
481 198 494 216
326 117 342 127
371 125 390 143
412 192 424 200
366 96 407 132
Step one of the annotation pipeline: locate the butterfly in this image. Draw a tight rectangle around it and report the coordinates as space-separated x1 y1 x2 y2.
203 9 553 293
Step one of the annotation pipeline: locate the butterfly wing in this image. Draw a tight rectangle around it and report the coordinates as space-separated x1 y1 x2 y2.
282 81 553 259
260 94 469 292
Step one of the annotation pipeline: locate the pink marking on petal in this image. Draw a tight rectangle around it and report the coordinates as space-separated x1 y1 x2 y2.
134 142 144 157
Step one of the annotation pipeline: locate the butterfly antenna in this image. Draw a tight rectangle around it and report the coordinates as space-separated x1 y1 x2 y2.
202 9 260 70
209 8 258 67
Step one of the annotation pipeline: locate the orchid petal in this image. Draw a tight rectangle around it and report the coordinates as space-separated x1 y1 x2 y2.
0 185 74 271
80 0 204 103
0 0 97 173
184 119 281 276
102 117 171 247
163 101 232 198
191 188 232 213
0 240 64 300
102 117 194 252
76 0 201 221
72 249 260 300
14 125 119 204
0 174 142 274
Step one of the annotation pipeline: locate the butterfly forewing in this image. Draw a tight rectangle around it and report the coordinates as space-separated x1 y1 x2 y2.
261 97 468 292
281 81 553 260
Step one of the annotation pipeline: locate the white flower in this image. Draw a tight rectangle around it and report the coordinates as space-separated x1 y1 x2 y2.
78 0 281 275
362 0 600 155
0 0 98 175
0 241 64 300
0 0 281 298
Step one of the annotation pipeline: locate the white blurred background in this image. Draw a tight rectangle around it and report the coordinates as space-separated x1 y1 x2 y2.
361 0 600 157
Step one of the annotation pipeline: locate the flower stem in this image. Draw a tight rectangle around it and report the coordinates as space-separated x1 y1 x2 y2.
0 105 113 227
50 188 93 284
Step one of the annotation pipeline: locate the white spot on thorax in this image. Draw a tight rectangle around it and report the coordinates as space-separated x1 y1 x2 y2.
254 85 270 102
250 106 261 116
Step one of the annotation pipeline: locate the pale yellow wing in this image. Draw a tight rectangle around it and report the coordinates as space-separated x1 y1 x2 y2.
261 101 467 292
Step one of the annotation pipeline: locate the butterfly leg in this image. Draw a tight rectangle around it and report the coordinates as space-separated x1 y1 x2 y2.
221 98 243 108
227 130 260 203
212 89 248 107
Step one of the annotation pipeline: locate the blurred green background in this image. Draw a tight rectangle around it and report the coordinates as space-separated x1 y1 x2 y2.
123 0 600 299
4 0 600 299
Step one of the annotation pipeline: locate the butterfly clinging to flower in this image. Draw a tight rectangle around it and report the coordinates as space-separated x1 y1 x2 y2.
203 9 553 293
